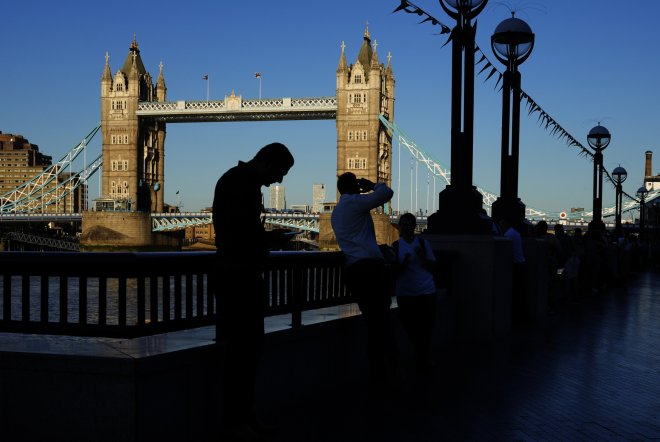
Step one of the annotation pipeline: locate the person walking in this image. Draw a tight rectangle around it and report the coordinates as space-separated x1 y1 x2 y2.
392 213 437 375
213 142 294 441
330 172 397 395
499 217 526 327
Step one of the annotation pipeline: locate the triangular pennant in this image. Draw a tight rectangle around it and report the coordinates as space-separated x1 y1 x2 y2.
392 0 410 13
478 62 492 76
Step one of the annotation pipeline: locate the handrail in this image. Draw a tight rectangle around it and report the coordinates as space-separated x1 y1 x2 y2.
0 251 348 338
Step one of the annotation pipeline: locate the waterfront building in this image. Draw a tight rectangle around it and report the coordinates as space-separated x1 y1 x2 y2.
644 151 660 191
312 183 325 213
0 132 86 212
185 208 215 242
269 185 286 211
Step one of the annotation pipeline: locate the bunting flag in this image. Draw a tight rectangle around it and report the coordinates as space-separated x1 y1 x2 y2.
392 0 451 34
202 75 208 80
394 4 627 197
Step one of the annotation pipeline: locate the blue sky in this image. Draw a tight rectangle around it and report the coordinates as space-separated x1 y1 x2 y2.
2 0 659 216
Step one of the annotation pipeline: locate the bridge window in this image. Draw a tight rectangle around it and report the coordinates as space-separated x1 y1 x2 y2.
124 135 128 144
123 160 128 171
111 161 117 171
348 131 353 141
348 158 367 170
111 135 116 144
116 83 123 92
362 131 368 141
355 74 362 84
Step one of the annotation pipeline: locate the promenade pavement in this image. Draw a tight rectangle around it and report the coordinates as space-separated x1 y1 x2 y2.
262 270 660 442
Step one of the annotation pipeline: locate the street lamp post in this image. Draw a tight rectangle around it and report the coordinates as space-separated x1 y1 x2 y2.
490 13 534 229
427 0 491 234
587 124 611 229
637 185 649 240
612 166 627 238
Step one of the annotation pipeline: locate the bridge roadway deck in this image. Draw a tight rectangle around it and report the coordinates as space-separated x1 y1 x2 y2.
1 270 659 440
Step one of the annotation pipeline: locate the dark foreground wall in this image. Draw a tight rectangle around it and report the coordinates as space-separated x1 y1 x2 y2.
0 313 376 442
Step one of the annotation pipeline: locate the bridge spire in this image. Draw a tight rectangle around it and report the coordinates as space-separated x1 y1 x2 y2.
156 61 167 102
101 51 112 82
337 41 348 72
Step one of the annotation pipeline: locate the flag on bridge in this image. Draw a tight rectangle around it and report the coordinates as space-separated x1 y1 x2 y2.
176 190 179 195
254 72 262 78
202 74 208 80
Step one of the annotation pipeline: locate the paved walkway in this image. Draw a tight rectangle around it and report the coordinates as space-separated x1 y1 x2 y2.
264 270 660 442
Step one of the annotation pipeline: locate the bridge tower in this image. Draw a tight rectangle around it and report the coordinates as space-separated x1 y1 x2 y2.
100 36 166 213
335 25 395 194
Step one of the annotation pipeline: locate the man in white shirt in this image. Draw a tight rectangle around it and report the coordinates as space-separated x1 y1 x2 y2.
331 172 396 392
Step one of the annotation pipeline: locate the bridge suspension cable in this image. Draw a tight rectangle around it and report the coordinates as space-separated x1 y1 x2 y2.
380 115 549 218
0 124 101 213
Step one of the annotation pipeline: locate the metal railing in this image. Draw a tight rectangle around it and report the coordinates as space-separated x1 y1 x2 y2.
0 251 348 338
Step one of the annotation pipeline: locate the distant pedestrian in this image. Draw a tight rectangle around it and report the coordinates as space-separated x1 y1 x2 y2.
392 213 437 375
331 172 397 395
213 142 295 441
499 217 526 326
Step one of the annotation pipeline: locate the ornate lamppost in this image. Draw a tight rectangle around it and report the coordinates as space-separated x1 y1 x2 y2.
489 13 535 229
587 124 611 229
612 166 627 237
427 0 491 234
637 185 648 240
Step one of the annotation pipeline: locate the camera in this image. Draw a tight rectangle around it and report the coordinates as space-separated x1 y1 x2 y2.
357 178 371 192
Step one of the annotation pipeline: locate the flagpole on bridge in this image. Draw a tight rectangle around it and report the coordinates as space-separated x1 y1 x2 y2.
255 72 262 99
202 74 209 101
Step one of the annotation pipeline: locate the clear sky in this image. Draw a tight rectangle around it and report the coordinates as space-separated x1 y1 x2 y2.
2 0 659 217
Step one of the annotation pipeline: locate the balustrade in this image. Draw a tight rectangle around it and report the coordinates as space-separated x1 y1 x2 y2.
0 251 348 338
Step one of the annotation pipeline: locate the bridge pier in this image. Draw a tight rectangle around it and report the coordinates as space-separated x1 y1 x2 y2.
80 212 181 251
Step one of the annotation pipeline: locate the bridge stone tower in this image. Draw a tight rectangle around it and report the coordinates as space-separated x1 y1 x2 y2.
336 26 395 193
101 36 166 213
320 26 397 250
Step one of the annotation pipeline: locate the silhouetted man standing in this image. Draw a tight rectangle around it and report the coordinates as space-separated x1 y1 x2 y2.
331 172 396 395
213 142 294 441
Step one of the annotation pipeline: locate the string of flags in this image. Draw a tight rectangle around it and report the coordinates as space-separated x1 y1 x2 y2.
393 1 637 201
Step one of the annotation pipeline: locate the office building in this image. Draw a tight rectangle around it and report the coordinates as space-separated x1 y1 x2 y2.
312 183 325 213
269 185 286 211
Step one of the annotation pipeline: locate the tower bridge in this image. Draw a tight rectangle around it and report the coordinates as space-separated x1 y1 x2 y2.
0 28 651 250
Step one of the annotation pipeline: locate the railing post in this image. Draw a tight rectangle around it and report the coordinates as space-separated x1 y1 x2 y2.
3 274 11 321
290 266 303 328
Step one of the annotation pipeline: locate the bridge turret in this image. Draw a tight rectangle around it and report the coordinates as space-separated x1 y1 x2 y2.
156 61 167 102
101 52 113 96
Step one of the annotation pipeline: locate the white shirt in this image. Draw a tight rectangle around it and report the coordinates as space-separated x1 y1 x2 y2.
331 183 394 266
394 236 437 296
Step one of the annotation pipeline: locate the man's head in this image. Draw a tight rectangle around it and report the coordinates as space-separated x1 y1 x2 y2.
251 142 294 186
337 172 360 195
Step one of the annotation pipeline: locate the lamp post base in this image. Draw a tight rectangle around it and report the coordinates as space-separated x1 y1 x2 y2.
427 185 492 234
491 197 527 234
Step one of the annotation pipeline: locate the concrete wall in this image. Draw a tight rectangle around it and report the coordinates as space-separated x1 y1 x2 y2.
422 234 513 342
0 317 374 442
